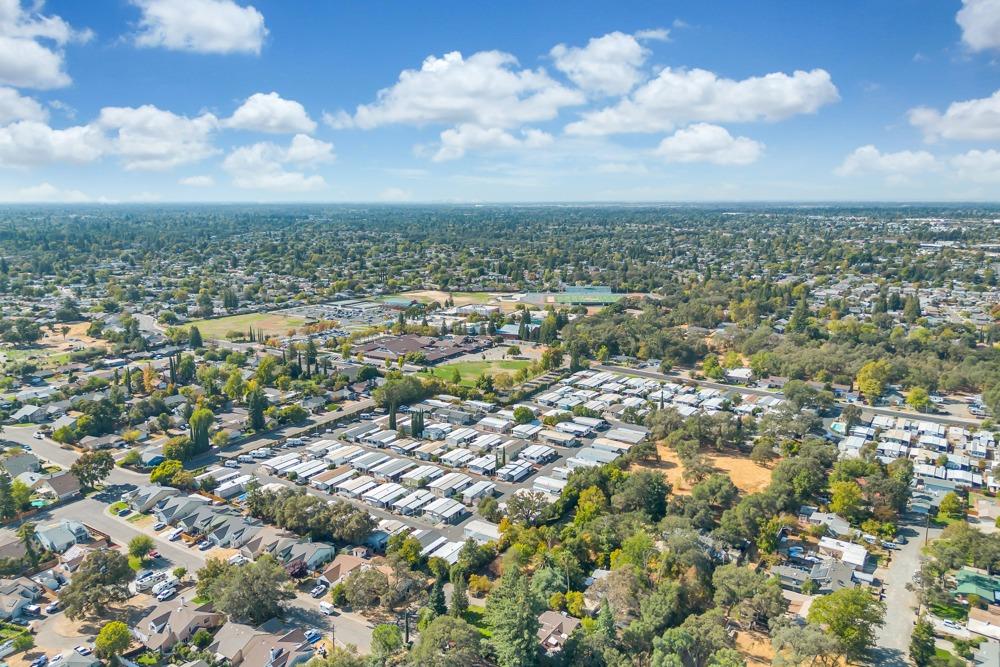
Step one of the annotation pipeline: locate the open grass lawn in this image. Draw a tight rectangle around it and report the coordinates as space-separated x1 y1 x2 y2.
930 601 969 621
429 359 531 387
185 312 307 340
463 605 492 638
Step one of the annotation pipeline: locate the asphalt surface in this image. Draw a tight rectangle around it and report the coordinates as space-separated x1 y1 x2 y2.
871 511 943 663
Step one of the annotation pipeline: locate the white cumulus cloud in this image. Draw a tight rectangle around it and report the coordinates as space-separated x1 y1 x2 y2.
835 145 939 181
284 133 334 164
0 86 47 124
909 89 1000 142
0 0 91 89
654 123 763 165
346 50 584 130
97 104 219 171
957 0 1000 52
222 134 332 191
433 123 553 162
0 120 104 167
225 91 316 134
952 149 1000 182
132 0 267 55
551 30 665 96
566 67 839 135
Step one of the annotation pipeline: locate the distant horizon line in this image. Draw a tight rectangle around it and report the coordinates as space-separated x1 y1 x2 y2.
0 200 999 207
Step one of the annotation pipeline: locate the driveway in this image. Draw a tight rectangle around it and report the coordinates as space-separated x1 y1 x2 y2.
872 512 942 663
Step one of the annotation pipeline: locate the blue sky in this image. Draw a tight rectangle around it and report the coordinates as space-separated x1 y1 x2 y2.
0 0 999 202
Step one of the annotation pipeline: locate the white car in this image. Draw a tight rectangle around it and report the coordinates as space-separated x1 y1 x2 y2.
74 646 92 656
942 619 963 631
156 587 176 601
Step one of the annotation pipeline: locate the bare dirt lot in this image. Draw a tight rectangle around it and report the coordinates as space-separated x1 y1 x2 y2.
636 444 773 495
0 322 104 369
735 630 775 665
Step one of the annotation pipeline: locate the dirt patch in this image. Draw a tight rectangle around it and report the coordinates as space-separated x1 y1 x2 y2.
396 290 498 306
0 322 104 370
735 631 774 666
636 444 772 495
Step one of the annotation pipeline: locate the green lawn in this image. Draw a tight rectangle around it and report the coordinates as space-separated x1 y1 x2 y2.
185 312 307 340
930 601 968 621
1 347 71 369
429 359 531 387
463 605 492 638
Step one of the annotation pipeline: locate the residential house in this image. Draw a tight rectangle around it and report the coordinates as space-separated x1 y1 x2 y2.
969 605 1000 640
153 494 212 525
0 452 40 478
10 405 46 423
817 537 868 570
537 610 581 655
270 540 336 572
33 471 82 502
317 551 372 587
973 639 1000 667
798 506 852 538
209 619 314 667
56 651 100 667
955 568 1000 605
0 577 42 619
127 485 181 513
133 600 224 653
35 520 89 553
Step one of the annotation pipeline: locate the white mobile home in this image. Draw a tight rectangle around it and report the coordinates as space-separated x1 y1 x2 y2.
401 464 443 488
427 472 472 498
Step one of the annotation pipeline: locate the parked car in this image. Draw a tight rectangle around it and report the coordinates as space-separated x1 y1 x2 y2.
117 508 131 517
156 588 176 601
30 656 48 667
74 646 92 656
44 602 58 614
304 628 321 643
33 432 42 440
198 540 213 551
310 583 327 598
148 550 160 559
153 522 167 531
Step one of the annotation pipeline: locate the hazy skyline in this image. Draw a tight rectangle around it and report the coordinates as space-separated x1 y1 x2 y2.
0 1 998 203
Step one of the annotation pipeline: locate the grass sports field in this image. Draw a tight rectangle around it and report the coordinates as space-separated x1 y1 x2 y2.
186 312 307 340
429 359 531 386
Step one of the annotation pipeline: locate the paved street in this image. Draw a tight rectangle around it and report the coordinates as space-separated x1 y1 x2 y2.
871 512 943 665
